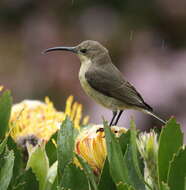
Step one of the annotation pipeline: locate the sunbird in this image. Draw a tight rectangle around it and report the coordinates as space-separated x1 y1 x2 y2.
44 40 165 126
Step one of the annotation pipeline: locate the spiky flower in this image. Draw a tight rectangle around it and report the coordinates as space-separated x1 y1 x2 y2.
75 125 126 175
9 96 88 148
137 130 159 190
64 96 89 130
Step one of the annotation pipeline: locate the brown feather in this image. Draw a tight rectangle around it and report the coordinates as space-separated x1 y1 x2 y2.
85 59 152 111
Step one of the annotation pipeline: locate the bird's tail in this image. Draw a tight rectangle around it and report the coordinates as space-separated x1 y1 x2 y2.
144 110 166 124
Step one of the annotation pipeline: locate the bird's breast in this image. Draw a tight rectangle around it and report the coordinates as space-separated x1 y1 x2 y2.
78 59 92 94
78 61 128 111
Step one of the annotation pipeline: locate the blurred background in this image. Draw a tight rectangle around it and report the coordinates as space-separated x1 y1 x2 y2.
0 0 186 134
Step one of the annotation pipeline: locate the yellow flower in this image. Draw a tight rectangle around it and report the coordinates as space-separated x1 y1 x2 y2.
10 98 64 144
0 85 3 91
10 96 88 147
75 125 126 175
65 96 89 130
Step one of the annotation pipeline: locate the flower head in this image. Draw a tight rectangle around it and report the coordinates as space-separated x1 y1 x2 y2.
137 130 158 162
10 98 64 144
9 96 88 147
137 130 159 190
75 125 126 175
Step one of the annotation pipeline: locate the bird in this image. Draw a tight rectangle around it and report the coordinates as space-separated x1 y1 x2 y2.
43 40 166 126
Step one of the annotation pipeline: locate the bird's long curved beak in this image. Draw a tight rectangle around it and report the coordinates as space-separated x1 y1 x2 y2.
43 46 77 54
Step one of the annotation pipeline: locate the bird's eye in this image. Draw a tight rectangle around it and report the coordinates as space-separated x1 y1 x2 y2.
80 49 87 53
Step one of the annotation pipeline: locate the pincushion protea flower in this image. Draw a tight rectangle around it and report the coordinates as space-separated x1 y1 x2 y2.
75 125 126 175
9 96 88 147
9 92 126 176
137 130 159 190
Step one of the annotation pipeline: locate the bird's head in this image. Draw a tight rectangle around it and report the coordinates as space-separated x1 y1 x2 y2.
44 40 108 63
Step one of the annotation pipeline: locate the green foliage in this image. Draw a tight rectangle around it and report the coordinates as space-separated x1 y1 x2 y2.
160 182 170 190
104 120 130 185
60 162 89 190
57 117 89 190
123 120 145 190
26 145 49 190
119 130 130 154
45 161 58 190
46 132 57 165
158 118 183 185
57 117 77 188
10 169 39 190
167 147 186 190
0 91 186 190
0 137 8 155
104 120 146 190
98 159 116 190
102 117 186 190
57 118 75 176
76 154 98 190
7 136 25 190
117 183 135 190
0 90 12 141
0 149 14 190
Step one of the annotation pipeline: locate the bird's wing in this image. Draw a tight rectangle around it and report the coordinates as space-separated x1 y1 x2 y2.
85 63 152 111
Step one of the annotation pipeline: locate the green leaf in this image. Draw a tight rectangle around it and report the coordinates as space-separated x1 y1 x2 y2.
26 144 49 190
57 117 76 186
0 149 14 190
47 161 58 186
168 147 186 190
61 161 89 190
119 130 130 155
158 118 183 184
117 182 135 190
128 120 145 189
10 169 39 190
123 145 145 190
50 178 57 190
160 182 170 190
104 120 145 190
45 161 58 190
118 120 145 190
0 91 12 140
76 154 98 190
104 121 130 185
7 136 24 190
0 137 7 155
46 132 57 165
98 159 116 190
